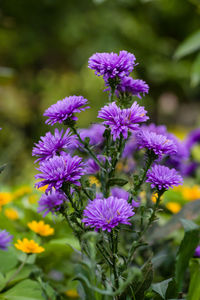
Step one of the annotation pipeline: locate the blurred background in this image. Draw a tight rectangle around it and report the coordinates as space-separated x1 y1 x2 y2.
0 0 200 185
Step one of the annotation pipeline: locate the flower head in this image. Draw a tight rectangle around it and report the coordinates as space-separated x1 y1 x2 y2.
186 128 200 150
28 220 54 236
0 230 13 251
146 165 183 191
116 77 149 98
88 51 136 81
44 96 89 126
38 190 66 217
111 187 129 201
98 102 148 140
35 154 84 192
82 196 134 232
136 129 177 158
79 124 105 147
166 202 181 214
32 129 78 162
4 208 19 220
0 192 12 210
15 238 44 254
194 245 200 258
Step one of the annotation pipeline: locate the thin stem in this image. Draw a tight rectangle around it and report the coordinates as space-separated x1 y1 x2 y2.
70 126 105 171
5 254 28 286
110 230 119 291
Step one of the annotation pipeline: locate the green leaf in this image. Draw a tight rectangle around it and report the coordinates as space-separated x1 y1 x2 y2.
152 278 172 299
107 177 128 187
191 53 200 87
0 273 6 292
0 249 18 274
175 219 199 291
1 279 44 300
174 29 200 59
187 259 200 300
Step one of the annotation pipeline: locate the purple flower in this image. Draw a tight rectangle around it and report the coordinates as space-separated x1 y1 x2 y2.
181 162 198 177
141 123 168 136
122 133 137 157
186 128 200 150
88 51 136 81
0 230 13 251
111 187 129 201
38 190 66 217
82 196 134 232
116 77 149 98
85 155 106 174
98 102 148 140
44 96 89 126
132 199 140 208
136 129 177 158
146 165 183 190
194 245 200 258
35 155 84 192
79 124 105 147
32 129 78 162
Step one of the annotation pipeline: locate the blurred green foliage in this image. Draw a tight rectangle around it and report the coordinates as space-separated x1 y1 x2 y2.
0 0 200 183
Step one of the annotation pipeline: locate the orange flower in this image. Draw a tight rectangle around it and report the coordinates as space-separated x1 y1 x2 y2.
28 220 54 236
166 202 181 214
4 208 19 220
15 238 44 254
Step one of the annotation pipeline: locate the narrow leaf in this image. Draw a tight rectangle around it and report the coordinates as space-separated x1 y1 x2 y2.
174 29 200 59
175 219 199 291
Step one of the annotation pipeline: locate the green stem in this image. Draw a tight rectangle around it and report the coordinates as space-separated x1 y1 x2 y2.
70 126 105 171
5 254 28 286
110 230 119 291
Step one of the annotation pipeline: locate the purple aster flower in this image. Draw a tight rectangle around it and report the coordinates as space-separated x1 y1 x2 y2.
116 77 149 98
82 196 134 232
32 129 78 163
186 128 200 150
181 161 199 177
111 187 129 201
146 165 183 190
141 123 168 136
0 230 13 251
35 155 84 192
79 124 105 147
44 96 89 126
132 199 140 208
136 129 177 158
98 102 148 140
194 245 200 258
122 133 137 157
88 51 136 81
38 190 66 217
85 156 107 174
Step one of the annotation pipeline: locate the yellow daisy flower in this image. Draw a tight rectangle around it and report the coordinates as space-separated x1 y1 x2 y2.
166 202 181 214
89 176 100 187
28 195 38 204
28 220 54 236
182 185 200 201
15 238 44 254
65 289 79 298
13 186 32 199
4 208 19 220
0 192 12 210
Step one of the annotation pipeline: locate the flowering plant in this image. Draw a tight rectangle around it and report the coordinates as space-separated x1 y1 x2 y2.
0 51 199 300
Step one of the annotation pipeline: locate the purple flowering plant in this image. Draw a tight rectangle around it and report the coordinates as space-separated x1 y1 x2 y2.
32 51 199 299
